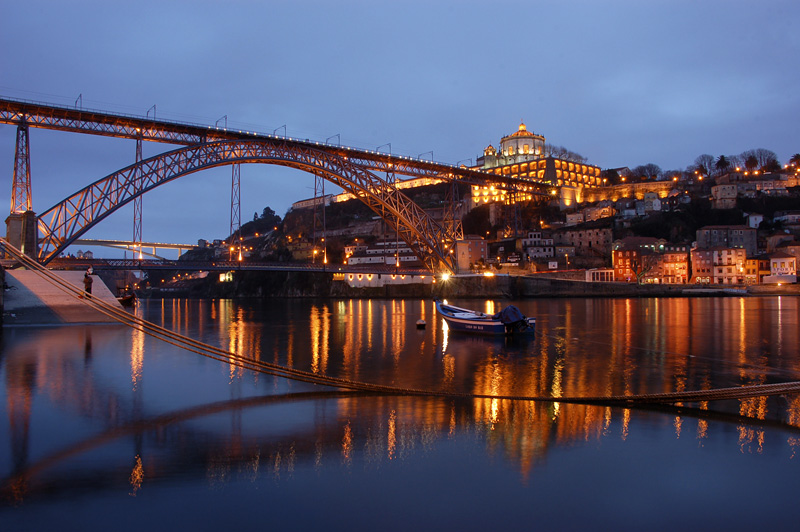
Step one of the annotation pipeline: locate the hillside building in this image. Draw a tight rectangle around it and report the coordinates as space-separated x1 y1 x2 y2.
455 236 489 271
520 231 554 260
695 226 757 257
554 222 614 258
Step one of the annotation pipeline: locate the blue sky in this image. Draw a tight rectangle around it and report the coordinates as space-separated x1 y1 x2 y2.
1 0 798 250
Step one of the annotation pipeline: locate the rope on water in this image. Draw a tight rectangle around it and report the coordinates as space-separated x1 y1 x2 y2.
5 240 800 406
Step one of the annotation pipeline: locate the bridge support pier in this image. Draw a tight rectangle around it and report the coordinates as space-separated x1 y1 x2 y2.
5 210 38 259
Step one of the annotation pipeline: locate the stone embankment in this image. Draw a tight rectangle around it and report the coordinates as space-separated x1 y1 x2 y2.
134 270 800 299
2 269 124 325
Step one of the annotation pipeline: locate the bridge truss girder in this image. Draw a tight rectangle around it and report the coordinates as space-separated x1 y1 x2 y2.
1 98 558 193
36 140 460 273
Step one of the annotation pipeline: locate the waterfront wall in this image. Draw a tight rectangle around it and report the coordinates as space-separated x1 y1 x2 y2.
136 270 800 299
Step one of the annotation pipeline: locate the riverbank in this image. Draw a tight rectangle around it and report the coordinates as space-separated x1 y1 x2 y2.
132 270 800 299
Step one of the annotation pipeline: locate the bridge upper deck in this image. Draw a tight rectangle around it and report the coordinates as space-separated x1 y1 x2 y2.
0 97 547 190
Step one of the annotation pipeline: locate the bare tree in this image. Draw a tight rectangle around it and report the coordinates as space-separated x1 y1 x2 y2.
693 154 715 177
543 144 587 163
739 148 778 171
632 163 662 180
662 169 684 182
631 254 655 285
727 154 744 171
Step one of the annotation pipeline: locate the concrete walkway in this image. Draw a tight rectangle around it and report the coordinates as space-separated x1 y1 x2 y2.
3 270 125 325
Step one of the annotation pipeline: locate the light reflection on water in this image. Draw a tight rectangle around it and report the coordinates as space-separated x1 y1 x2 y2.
2 297 800 530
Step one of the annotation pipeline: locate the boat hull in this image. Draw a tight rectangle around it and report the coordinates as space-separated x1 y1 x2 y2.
436 301 536 336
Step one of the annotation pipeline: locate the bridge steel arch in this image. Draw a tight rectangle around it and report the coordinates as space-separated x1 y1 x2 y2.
36 139 460 273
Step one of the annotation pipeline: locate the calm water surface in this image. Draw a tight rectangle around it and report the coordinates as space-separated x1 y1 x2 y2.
2 296 800 531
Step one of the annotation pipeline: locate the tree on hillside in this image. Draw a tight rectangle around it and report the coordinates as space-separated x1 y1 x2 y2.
603 168 620 185
740 148 779 171
693 154 715 177
261 206 281 227
662 169 684 183
715 155 730 175
790 153 800 167
543 144 587 163
631 163 661 181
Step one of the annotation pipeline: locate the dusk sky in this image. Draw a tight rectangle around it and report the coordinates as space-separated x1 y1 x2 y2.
1 0 798 252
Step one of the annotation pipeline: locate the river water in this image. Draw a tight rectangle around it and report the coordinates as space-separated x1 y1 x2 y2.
2 296 800 531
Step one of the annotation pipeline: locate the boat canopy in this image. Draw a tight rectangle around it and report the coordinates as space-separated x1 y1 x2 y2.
493 305 525 324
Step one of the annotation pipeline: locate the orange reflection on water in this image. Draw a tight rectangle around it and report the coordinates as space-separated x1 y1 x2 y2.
442 354 455 388
339 300 364 381
697 419 708 444
212 301 263 381
390 300 406 361
310 304 329 374
129 454 144 496
551 357 564 419
130 327 144 391
388 410 397 460
342 420 353 466
367 300 373 351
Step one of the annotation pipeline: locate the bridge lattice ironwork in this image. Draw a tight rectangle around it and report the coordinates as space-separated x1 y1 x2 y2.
0 97 555 188
2 97 557 272
37 140 461 272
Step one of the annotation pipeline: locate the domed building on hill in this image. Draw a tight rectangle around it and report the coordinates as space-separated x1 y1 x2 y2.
479 122 545 167
472 122 603 209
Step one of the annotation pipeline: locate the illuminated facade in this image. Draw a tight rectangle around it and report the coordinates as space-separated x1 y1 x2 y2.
691 249 714 284
745 257 770 284
471 122 602 209
659 245 690 284
712 248 746 284
612 237 666 282
347 240 422 267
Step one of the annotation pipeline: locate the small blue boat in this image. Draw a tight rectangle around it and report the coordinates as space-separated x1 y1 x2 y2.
435 300 536 336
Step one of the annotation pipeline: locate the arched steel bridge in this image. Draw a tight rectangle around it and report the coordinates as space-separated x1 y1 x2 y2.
1 97 556 273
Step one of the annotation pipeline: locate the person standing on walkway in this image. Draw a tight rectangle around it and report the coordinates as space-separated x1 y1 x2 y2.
83 267 93 298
